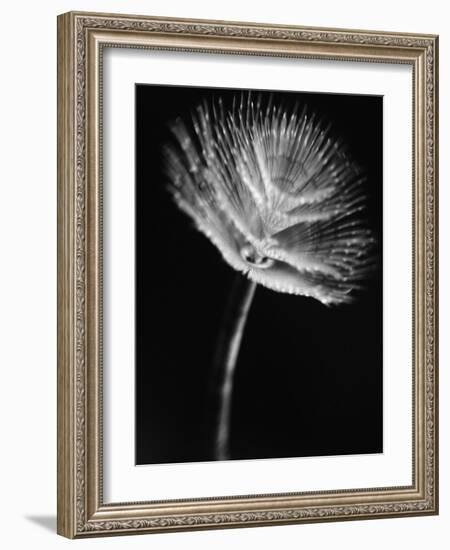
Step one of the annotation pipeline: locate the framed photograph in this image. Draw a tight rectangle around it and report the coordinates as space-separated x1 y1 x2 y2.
57 11 439 538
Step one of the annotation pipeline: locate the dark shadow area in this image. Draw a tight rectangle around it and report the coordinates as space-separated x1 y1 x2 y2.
25 515 56 533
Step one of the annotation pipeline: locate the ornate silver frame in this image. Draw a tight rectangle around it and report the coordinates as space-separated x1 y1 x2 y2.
57 11 439 538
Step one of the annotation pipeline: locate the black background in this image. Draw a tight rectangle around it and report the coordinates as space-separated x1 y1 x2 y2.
135 84 383 465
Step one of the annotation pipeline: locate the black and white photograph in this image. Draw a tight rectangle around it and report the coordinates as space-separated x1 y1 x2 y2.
135 85 383 465
53 8 438 541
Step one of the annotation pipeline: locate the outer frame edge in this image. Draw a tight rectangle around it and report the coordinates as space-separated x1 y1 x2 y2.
57 11 77 540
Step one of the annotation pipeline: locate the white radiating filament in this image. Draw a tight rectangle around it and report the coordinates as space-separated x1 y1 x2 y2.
164 93 375 305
